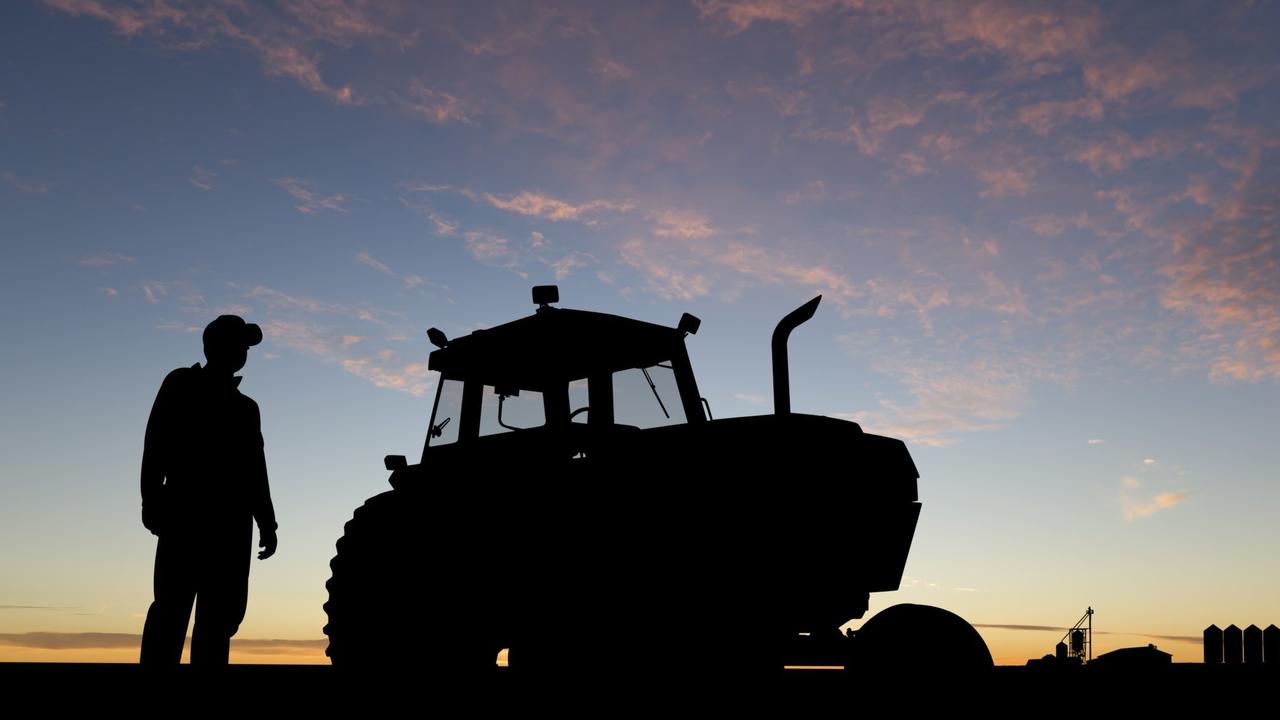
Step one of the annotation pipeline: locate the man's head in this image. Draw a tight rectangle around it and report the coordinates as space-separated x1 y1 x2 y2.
203 315 263 375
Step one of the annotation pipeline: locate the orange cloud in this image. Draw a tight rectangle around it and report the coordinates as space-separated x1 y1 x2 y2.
977 163 1036 198
1066 131 1181 174
340 353 433 396
400 80 472 124
784 180 828 205
714 241 856 301
485 191 633 223
839 359 1029 447
925 1 1101 64
0 632 329 664
1123 490 1190 521
1084 40 1269 111
274 177 349 215
620 237 712 301
1160 241 1280 383
652 210 718 239
1017 96 1103 135
45 0 369 105
354 250 392 275
693 0 845 34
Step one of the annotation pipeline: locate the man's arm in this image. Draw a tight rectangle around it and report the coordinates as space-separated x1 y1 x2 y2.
140 370 178 535
248 400 278 559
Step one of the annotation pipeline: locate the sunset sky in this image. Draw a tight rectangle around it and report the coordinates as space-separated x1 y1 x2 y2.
2 0 1278 666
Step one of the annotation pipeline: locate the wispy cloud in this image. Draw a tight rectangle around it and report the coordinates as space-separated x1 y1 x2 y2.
45 0 367 105
841 359 1030 447
976 161 1037 199
651 209 718 239
0 631 327 652
77 252 136 267
1122 488 1190 521
354 250 392 275
785 180 828 205
1017 96 1103 135
548 252 589 280
231 284 430 395
398 193 460 237
464 230 514 264
620 237 711 301
0 632 138 649
971 624 1199 645
484 191 633 223
399 79 472 124
141 280 182 304
259 317 433 396
1066 131 1180 174
2 170 51 195
274 177 349 215
972 623 1065 633
714 241 857 302
189 164 216 190
247 285 390 325
1158 213 1280 383
340 351 433 396
156 320 202 334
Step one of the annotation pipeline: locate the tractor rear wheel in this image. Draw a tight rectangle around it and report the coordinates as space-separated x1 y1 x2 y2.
323 490 502 679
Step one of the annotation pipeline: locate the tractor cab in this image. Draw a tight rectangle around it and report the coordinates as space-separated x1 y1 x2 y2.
421 286 706 459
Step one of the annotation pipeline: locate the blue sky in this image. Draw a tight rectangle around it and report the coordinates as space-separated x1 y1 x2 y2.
1 0 1278 664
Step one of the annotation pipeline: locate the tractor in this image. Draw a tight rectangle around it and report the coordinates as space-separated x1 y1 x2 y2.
322 286 991 680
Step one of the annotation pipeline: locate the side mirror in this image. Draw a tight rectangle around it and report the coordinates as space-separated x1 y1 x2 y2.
384 455 408 472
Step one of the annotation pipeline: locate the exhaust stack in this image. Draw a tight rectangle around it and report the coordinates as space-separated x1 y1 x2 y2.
772 295 822 415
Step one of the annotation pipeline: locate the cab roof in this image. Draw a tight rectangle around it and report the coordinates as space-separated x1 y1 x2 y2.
428 306 685 392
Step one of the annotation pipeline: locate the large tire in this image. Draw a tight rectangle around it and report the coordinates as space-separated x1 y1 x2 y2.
847 603 993 677
323 489 502 678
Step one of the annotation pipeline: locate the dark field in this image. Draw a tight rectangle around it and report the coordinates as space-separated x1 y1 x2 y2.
5 663 1275 712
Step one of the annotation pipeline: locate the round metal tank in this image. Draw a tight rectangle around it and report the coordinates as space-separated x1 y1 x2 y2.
1071 629 1085 656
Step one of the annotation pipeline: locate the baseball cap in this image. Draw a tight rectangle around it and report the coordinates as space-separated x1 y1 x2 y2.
203 315 264 349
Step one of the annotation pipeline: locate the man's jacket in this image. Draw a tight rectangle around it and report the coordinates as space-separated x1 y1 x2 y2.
141 364 277 538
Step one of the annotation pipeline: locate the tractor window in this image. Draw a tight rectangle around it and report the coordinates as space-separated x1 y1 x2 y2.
614 365 686 429
479 385 545 436
569 379 590 424
428 379 463 446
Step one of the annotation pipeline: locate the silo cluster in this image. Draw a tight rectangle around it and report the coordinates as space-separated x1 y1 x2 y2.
1204 624 1280 664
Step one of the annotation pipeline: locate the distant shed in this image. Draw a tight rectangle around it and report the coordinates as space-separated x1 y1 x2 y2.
1091 644 1172 670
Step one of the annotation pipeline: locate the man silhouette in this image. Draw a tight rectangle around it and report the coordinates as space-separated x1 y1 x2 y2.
139 315 278 667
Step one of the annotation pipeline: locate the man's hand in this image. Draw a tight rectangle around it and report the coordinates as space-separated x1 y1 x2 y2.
258 527 278 560
141 503 164 536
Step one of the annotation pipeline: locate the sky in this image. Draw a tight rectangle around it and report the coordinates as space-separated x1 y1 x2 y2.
1 0 1278 666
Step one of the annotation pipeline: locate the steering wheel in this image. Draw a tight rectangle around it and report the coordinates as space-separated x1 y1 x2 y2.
568 406 590 422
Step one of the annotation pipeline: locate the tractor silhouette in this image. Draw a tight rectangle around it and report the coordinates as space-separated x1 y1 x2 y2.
322 286 991 680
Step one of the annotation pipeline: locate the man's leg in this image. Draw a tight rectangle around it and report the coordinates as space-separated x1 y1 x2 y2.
140 534 196 666
190 533 251 666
